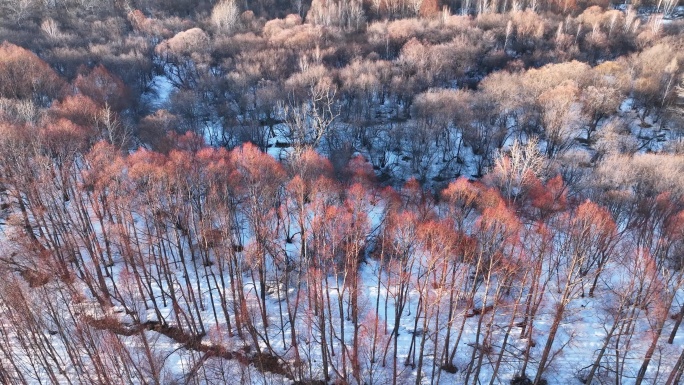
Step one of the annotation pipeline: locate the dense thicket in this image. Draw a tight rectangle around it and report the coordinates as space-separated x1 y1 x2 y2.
0 0 681 184
0 0 684 384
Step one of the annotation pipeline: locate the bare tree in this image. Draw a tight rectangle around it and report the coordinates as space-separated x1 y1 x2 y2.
487 138 546 205
211 0 240 34
538 81 585 158
285 75 340 155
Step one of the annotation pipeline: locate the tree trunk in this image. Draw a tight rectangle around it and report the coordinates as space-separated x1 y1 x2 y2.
668 305 684 344
533 303 565 385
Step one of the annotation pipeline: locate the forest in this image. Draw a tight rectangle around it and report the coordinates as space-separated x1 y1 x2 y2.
0 0 683 384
